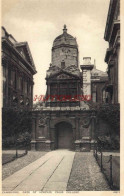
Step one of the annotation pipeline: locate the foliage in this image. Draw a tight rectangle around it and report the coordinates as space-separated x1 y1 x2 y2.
90 103 120 150
33 101 44 110
97 104 120 132
97 135 120 150
2 108 32 147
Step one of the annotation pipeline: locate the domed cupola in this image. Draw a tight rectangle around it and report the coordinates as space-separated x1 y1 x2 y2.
51 25 79 68
53 25 78 48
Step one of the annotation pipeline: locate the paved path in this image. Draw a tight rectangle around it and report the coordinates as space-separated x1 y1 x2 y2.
2 150 75 191
2 150 110 191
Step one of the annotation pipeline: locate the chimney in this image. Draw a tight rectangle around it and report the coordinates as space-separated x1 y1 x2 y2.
80 57 94 97
83 57 91 65
94 59 96 69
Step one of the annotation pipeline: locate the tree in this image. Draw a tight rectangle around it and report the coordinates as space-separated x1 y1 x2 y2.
2 108 32 147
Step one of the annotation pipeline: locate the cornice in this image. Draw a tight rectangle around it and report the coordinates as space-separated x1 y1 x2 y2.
2 38 37 75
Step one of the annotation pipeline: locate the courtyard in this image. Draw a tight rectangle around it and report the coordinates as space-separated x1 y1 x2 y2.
2 0 120 193
2 150 115 191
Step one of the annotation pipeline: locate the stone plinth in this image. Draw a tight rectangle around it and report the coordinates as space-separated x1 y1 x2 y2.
30 140 36 151
45 140 53 151
80 137 91 152
90 139 97 151
74 140 81 152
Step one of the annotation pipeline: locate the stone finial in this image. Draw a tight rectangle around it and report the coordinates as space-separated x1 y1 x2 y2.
83 57 91 65
94 59 96 69
63 24 67 33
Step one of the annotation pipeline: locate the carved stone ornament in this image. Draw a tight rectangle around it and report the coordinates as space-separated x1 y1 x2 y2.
38 116 47 127
46 66 61 78
56 73 74 79
64 65 80 76
65 65 79 72
80 117 91 128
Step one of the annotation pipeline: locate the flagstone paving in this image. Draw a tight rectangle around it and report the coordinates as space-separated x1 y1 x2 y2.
2 151 46 180
2 150 75 191
2 150 110 191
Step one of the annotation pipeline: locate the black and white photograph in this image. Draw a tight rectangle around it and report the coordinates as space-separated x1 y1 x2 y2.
1 0 122 193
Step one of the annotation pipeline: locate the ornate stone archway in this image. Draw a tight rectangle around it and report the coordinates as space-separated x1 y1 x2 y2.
55 121 73 149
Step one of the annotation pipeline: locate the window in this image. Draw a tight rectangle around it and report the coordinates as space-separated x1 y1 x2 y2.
26 98 30 106
24 81 27 94
61 61 65 69
11 70 17 89
3 81 6 97
3 66 6 97
3 66 6 78
27 82 28 94
21 77 23 92
20 95 24 105
60 83 67 88
92 92 96 102
18 76 23 92
8 69 12 85
14 72 17 89
70 89 77 98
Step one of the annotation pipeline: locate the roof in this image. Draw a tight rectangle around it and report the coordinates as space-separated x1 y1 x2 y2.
46 65 81 79
91 67 107 77
91 67 108 82
53 25 78 48
2 26 37 74
15 42 36 71
104 0 118 41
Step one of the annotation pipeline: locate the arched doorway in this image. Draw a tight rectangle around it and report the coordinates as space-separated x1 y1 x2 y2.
55 122 73 149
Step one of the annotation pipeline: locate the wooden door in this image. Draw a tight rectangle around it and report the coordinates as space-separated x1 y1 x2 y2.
56 122 73 149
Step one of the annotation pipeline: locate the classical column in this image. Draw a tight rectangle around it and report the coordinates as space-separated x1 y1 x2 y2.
31 84 33 108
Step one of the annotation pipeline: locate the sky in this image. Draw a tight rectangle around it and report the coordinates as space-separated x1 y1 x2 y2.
2 0 110 98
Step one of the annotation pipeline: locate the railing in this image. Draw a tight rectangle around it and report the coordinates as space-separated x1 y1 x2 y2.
94 143 119 190
15 139 29 158
2 139 29 165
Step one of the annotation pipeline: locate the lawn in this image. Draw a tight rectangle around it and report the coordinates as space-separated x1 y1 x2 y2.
67 152 110 191
2 154 15 165
2 150 26 165
2 151 47 180
97 154 120 190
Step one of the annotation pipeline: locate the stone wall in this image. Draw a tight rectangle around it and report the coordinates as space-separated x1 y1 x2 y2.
31 109 95 152
52 47 78 68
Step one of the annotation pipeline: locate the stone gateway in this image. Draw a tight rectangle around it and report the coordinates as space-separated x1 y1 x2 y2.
31 25 100 151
